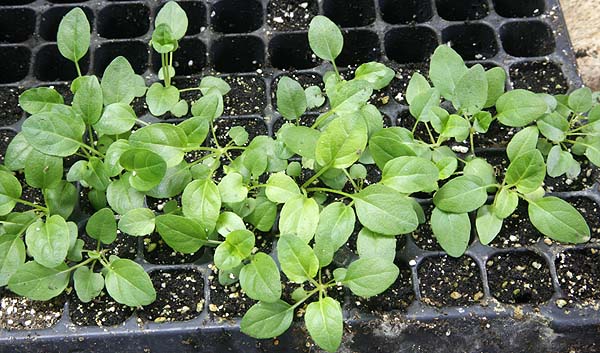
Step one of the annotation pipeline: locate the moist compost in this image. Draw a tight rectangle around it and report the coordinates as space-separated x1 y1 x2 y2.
410 204 443 251
0 290 64 330
0 87 22 126
208 263 255 319
266 0 318 31
80 232 138 260
143 231 204 265
69 290 134 327
544 158 599 192
489 201 543 248
556 247 600 303
0 129 15 164
509 60 569 94
222 75 267 116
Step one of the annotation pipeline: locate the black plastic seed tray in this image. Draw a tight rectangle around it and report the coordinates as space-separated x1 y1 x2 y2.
1 0 599 352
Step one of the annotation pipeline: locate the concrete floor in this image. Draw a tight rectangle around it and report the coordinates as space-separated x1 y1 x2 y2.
561 0 600 90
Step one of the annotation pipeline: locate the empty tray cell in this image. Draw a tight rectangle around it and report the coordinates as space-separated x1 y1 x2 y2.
487 251 554 304
179 1 207 35
336 30 380 66
442 23 498 60
152 38 207 76
40 7 94 42
500 21 555 57
0 8 35 43
493 0 545 18
267 0 319 31
510 60 568 94
98 3 150 39
0 46 30 83
323 0 376 27
269 32 319 70
385 27 438 64
379 0 433 24
211 0 263 34
211 35 264 73
223 75 267 116
435 0 489 21
94 41 148 75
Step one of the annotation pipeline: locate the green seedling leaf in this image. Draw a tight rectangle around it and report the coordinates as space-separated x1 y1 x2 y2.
155 1 188 40
279 195 320 243
24 149 62 189
506 126 539 161
218 172 248 203
349 164 367 179
305 298 343 353
0 171 21 216
146 82 180 116
505 149 546 194
473 111 493 133
73 267 104 303
215 230 255 271
265 172 300 204
429 45 468 100
496 89 548 127
369 127 423 169
216 212 246 237
200 76 231 95
44 181 77 219
305 86 325 109
86 208 117 244
94 103 137 136
19 87 64 114
246 196 277 232
85 157 111 191
356 228 396 262
354 184 418 236
433 175 488 213
409 88 441 124
129 123 188 168
73 75 103 124
537 112 569 143
191 90 224 121
354 62 395 90
381 156 439 193
453 64 487 115
26 216 70 268
277 77 307 121
344 257 399 297
277 234 319 283
278 124 320 159
328 79 372 114
182 179 221 233
119 148 167 191
484 67 506 108
463 157 496 192
101 56 147 106
0 235 26 286
406 72 431 105
228 126 248 146
547 145 578 178
57 8 90 64
146 162 192 199
119 208 155 236
106 178 145 215
568 87 593 113
178 116 210 145
4 133 34 171
308 15 343 62
315 202 355 251
155 214 207 253
431 207 471 257
528 197 590 243
493 188 519 219
240 252 281 303
441 114 470 141
105 257 156 306
316 113 368 169
476 205 503 245
151 23 177 53
241 300 293 339
22 106 85 157
8 262 69 301
172 99 189 118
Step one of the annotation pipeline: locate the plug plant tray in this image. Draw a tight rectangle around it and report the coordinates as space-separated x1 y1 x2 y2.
1 0 599 352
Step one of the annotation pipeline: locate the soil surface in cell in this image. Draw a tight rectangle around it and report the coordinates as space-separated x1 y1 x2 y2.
267 0 318 31
271 72 324 112
0 129 16 163
143 231 205 265
489 202 543 248
544 159 599 192
556 247 600 304
69 290 134 326
0 290 64 330
0 87 23 126
223 75 267 116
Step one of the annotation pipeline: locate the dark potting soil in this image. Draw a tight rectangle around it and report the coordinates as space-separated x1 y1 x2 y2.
0 290 64 330
222 75 267 116
271 72 324 112
13 179 44 213
567 196 600 241
556 247 600 303
80 232 138 260
349 260 414 314
418 255 484 307
473 119 518 148
0 86 23 126
207 263 255 319
384 62 430 107
488 201 543 249
486 251 553 304
395 109 431 143
213 117 269 147
479 150 509 183
266 0 318 31
544 158 599 192
0 129 16 164
509 60 569 95
47 83 73 105
271 113 319 133
139 268 205 323
143 231 204 265
69 290 134 327
411 204 444 252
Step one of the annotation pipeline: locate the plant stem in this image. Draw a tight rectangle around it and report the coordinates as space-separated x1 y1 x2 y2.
424 122 436 145
179 87 204 93
342 168 360 191
310 110 335 129
74 61 82 77
205 239 222 247
291 288 320 310
301 165 330 189
13 198 48 213
305 187 354 199
136 118 150 126
469 128 476 156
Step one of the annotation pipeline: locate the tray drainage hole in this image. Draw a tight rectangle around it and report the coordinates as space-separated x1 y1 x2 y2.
211 35 264 73
379 0 433 24
94 41 148 75
40 7 94 42
385 27 438 64
500 21 555 57
0 8 35 43
442 23 498 60
493 0 545 18
509 60 568 94
487 251 554 305
269 33 319 70
323 0 376 27
337 30 380 66
211 0 263 34
34 44 89 81
168 1 207 36
435 0 490 21
98 4 150 39
152 38 207 76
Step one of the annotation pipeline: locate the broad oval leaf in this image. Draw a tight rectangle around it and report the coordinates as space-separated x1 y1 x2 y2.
493 188 519 219
218 172 248 203
433 175 488 213
528 197 590 243
496 90 548 127
277 234 319 283
24 149 62 189
476 205 503 245
106 178 145 215
277 76 307 121
453 64 487 115
279 195 320 243
305 297 343 353
506 126 539 161
104 257 156 306
343 257 399 297
119 208 155 236
57 8 90 63
86 208 117 244
120 148 167 191
239 252 281 303
429 45 468 100
354 62 395 90
277 124 320 160
0 235 26 286
265 172 300 204
22 106 85 157
505 149 546 194
73 266 104 303
94 102 137 135
308 15 343 62
19 87 64 114
0 171 21 216
241 300 294 339
72 75 103 124
356 228 396 262
146 82 180 116
214 229 255 271
430 207 471 257
129 123 188 168
101 56 147 106
25 216 71 268
8 261 70 301
182 178 221 234
381 156 439 193
155 1 188 40
315 113 368 169
155 214 207 253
